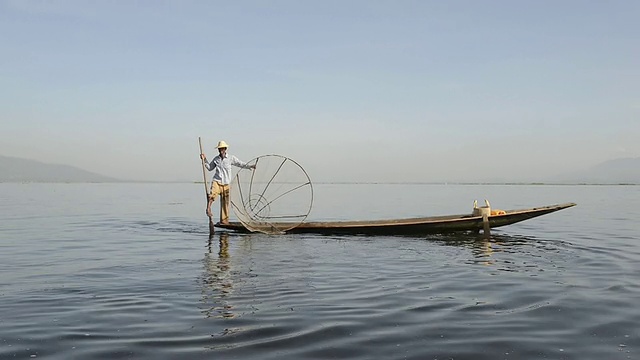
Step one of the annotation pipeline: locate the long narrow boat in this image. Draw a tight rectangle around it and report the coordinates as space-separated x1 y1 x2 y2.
215 202 576 235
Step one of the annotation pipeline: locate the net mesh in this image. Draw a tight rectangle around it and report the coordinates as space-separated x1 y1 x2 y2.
230 154 313 234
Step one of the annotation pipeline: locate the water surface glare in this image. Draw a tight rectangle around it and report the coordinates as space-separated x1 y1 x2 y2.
0 183 639 359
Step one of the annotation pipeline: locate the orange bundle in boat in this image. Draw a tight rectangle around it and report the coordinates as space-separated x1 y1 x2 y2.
491 209 506 216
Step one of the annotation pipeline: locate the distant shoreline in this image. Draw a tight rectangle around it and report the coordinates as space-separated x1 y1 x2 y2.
2 181 638 186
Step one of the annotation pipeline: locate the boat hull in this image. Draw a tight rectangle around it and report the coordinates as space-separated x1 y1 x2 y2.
215 203 576 235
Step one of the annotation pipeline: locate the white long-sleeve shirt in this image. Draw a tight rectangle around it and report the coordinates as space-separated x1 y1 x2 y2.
204 154 252 185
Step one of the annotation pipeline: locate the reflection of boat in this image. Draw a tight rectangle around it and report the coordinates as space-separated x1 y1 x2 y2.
215 203 576 235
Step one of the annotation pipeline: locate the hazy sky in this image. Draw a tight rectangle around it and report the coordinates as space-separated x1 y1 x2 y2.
1 0 638 182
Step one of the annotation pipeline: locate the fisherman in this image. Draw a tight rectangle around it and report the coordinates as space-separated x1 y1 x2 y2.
200 140 255 224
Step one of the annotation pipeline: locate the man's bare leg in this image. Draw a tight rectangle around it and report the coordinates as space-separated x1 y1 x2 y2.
206 198 214 218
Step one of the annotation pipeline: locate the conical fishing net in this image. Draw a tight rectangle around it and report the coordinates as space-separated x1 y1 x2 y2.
230 154 313 234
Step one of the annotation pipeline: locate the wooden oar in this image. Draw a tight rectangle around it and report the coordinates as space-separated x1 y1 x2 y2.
199 137 215 235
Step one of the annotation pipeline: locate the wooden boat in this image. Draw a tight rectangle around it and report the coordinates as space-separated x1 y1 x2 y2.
215 202 576 235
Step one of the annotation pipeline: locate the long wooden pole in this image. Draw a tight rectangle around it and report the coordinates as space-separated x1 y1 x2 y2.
199 137 215 235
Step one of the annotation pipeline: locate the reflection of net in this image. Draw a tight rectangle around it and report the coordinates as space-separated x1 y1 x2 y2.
230 155 313 234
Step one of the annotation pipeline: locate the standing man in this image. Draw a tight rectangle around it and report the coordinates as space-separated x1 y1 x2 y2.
200 140 255 224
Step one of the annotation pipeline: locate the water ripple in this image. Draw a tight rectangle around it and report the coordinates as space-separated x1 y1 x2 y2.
2 183 639 360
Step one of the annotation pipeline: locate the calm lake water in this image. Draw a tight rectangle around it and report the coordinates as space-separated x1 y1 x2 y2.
1 183 638 360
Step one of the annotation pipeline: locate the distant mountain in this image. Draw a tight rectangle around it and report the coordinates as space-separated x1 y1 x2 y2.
0 155 121 183
555 157 640 184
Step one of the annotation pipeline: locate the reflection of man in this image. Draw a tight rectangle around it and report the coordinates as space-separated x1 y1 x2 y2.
203 233 234 319
218 233 229 259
